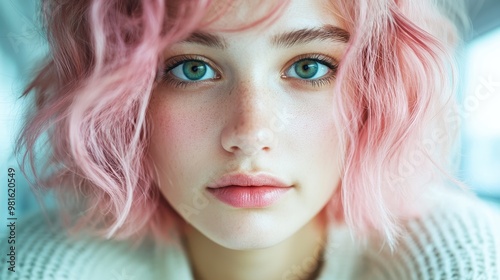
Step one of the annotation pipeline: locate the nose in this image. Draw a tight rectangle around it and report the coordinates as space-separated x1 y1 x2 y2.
220 82 277 156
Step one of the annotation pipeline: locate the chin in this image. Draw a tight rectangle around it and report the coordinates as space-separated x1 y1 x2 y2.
194 211 303 250
209 229 292 250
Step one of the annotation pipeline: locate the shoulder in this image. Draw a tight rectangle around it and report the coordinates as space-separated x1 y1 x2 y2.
0 211 157 280
361 190 500 280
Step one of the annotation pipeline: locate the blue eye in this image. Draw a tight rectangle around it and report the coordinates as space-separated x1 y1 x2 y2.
285 59 331 80
170 60 217 81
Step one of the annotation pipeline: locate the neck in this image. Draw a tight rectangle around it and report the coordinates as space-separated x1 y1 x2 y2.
183 211 328 280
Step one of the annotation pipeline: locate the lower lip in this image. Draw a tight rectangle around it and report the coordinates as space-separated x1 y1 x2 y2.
207 185 291 208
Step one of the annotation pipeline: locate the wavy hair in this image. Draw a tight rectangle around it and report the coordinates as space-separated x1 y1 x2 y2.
327 0 468 246
17 0 467 246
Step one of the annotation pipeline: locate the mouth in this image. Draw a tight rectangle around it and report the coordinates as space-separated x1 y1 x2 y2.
206 173 293 208
207 185 291 208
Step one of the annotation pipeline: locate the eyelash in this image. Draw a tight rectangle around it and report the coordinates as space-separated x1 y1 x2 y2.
158 54 338 88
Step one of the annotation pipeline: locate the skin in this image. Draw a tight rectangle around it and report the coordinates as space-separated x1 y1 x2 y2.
148 0 348 279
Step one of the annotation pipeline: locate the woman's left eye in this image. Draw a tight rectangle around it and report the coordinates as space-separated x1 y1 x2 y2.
285 59 333 80
169 60 217 81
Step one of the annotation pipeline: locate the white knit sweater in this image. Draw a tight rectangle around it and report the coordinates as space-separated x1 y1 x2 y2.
1 191 499 280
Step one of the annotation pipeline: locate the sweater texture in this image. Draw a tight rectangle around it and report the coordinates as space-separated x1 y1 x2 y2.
1 191 499 280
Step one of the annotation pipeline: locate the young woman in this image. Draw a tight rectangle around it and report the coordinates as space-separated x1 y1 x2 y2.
2 0 499 279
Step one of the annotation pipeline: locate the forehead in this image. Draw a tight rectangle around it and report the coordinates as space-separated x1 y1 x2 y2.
199 0 342 37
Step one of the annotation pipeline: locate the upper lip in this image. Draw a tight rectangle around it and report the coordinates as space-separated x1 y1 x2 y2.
207 172 292 188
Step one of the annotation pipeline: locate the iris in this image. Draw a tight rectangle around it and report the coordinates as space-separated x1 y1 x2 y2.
293 59 319 79
182 60 207 80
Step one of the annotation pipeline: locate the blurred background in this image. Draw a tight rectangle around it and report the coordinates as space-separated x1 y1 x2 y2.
457 0 500 204
1 0 499 232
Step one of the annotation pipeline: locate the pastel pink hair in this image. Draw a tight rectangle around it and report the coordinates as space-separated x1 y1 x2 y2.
17 0 467 246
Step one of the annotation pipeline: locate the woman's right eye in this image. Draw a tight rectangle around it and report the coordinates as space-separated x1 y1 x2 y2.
168 60 218 81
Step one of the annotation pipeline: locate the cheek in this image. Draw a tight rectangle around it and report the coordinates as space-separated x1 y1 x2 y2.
147 95 214 197
314 113 340 160
148 95 213 164
292 98 341 162
294 101 342 195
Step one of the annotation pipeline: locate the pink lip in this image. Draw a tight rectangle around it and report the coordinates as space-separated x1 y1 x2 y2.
207 173 292 208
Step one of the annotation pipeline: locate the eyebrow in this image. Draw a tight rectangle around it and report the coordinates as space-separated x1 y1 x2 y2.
271 25 350 47
180 24 350 49
181 32 228 49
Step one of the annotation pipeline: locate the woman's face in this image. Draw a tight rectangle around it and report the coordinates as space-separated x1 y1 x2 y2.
148 0 348 250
